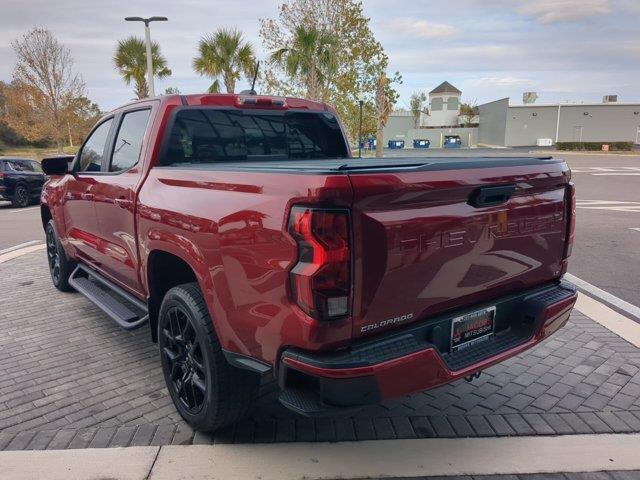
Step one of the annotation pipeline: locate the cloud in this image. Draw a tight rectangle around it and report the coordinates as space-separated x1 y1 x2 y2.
517 0 611 23
382 18 460 39
464 0 612 23
465 77 533 87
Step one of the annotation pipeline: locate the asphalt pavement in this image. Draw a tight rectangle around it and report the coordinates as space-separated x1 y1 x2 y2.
1 149 638 312
0 203 43 251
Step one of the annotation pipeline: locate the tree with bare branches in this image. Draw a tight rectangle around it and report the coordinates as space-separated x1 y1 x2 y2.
375 72 401 158
459 100 478 127
409 92 427 128
9 27 86 152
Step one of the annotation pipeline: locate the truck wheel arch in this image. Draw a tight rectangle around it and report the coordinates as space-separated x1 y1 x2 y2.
40 204 52 230
146 250 203 342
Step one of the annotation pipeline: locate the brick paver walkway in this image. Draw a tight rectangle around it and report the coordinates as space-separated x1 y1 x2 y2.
1 252 640 450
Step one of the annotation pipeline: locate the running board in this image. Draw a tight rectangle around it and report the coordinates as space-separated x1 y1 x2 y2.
69 264 148 330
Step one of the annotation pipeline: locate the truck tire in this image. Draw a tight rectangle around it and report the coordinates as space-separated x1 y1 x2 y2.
11 184 30 208
158 282 260 432
45 220 75 292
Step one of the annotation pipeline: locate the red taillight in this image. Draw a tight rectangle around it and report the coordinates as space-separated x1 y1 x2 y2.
563 182 576 260
288 206 351 320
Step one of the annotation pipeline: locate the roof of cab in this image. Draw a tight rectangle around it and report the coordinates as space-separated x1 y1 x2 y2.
109 93 330 114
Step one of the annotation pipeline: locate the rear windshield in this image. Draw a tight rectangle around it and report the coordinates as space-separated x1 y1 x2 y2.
160 108 348 166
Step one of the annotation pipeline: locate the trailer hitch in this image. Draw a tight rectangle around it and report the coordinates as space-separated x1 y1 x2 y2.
464 372 482 383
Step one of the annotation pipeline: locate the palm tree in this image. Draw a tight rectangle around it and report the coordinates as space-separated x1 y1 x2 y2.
114 36 171 99
270 26 338 102
193 28 255 94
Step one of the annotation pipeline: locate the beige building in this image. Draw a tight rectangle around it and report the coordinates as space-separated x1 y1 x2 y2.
423 81 462 127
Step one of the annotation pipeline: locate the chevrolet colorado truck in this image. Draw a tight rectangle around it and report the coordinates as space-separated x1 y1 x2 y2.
40 93 577 432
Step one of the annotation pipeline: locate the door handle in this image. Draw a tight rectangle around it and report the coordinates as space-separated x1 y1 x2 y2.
114 198 132 209
468 184 516 208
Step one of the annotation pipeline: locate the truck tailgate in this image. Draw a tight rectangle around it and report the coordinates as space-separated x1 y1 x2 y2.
349 159 571 339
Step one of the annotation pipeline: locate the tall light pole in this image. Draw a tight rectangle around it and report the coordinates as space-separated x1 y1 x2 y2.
124 16 167 97
358 96 364 158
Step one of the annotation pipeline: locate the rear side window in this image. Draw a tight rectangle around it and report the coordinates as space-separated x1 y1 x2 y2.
161 109 348 166
7 160 32 172
110 109 151 172
30 161 43 173
79 119 113 172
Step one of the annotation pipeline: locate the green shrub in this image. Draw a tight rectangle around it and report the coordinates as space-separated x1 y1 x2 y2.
556 141 634 151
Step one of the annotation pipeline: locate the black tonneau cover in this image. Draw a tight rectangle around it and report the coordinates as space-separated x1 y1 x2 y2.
156 156 564 175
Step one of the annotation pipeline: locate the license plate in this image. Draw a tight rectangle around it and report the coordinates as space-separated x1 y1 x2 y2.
450 306 496 352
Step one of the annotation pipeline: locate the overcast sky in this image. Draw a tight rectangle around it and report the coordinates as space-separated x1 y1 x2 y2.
1 0 638 111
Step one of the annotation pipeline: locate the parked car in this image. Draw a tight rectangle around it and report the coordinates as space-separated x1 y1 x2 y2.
0 157 46 207
40 93 577 432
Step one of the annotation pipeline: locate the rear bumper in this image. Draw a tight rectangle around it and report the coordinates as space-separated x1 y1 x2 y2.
278 280 577 416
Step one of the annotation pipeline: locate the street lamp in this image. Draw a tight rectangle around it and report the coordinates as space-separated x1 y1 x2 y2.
124 16 168 97
358 96 365 158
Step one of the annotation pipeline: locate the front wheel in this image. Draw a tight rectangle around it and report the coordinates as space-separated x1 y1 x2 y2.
11 184 29 208
159 282 260 432
45 220 75 292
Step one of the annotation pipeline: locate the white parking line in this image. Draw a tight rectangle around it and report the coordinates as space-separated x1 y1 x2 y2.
0 243 45 264
566 272 640 321
0 240 42 255
630 228 640 233
592 173 640 176
576 200 640 213
571 167 640 174
6 206 40 214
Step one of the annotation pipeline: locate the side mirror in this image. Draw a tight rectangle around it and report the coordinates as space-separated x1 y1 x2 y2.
41 155 74 175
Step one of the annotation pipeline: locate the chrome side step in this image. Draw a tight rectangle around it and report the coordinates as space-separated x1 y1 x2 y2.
69 264 148 330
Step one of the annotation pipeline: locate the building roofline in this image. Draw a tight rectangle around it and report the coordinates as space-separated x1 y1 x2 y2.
509 102 640 108
477 98 510 108
479 97 640 109
429 81 462 95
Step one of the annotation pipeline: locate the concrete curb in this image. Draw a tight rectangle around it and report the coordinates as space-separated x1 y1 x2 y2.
2 434 640 480
0 446 159 480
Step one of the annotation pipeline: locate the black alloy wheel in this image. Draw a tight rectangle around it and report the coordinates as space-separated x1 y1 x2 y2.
44 220 74 292
158 283 260 432
162 305 208 414
46 225 61 285
12 185 29 207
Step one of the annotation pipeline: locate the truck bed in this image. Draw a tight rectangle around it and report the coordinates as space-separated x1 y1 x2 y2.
156 156 565 174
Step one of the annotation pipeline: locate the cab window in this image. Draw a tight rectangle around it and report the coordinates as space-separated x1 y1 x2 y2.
78 119 113 172
110 109 151 172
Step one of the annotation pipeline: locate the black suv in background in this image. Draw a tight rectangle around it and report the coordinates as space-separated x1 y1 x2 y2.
0 157 46 208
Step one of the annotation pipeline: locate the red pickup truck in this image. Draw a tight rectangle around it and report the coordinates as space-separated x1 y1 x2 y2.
40 93 577 432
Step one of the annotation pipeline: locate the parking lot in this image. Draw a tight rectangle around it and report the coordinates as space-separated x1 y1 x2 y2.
1 150 640 477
